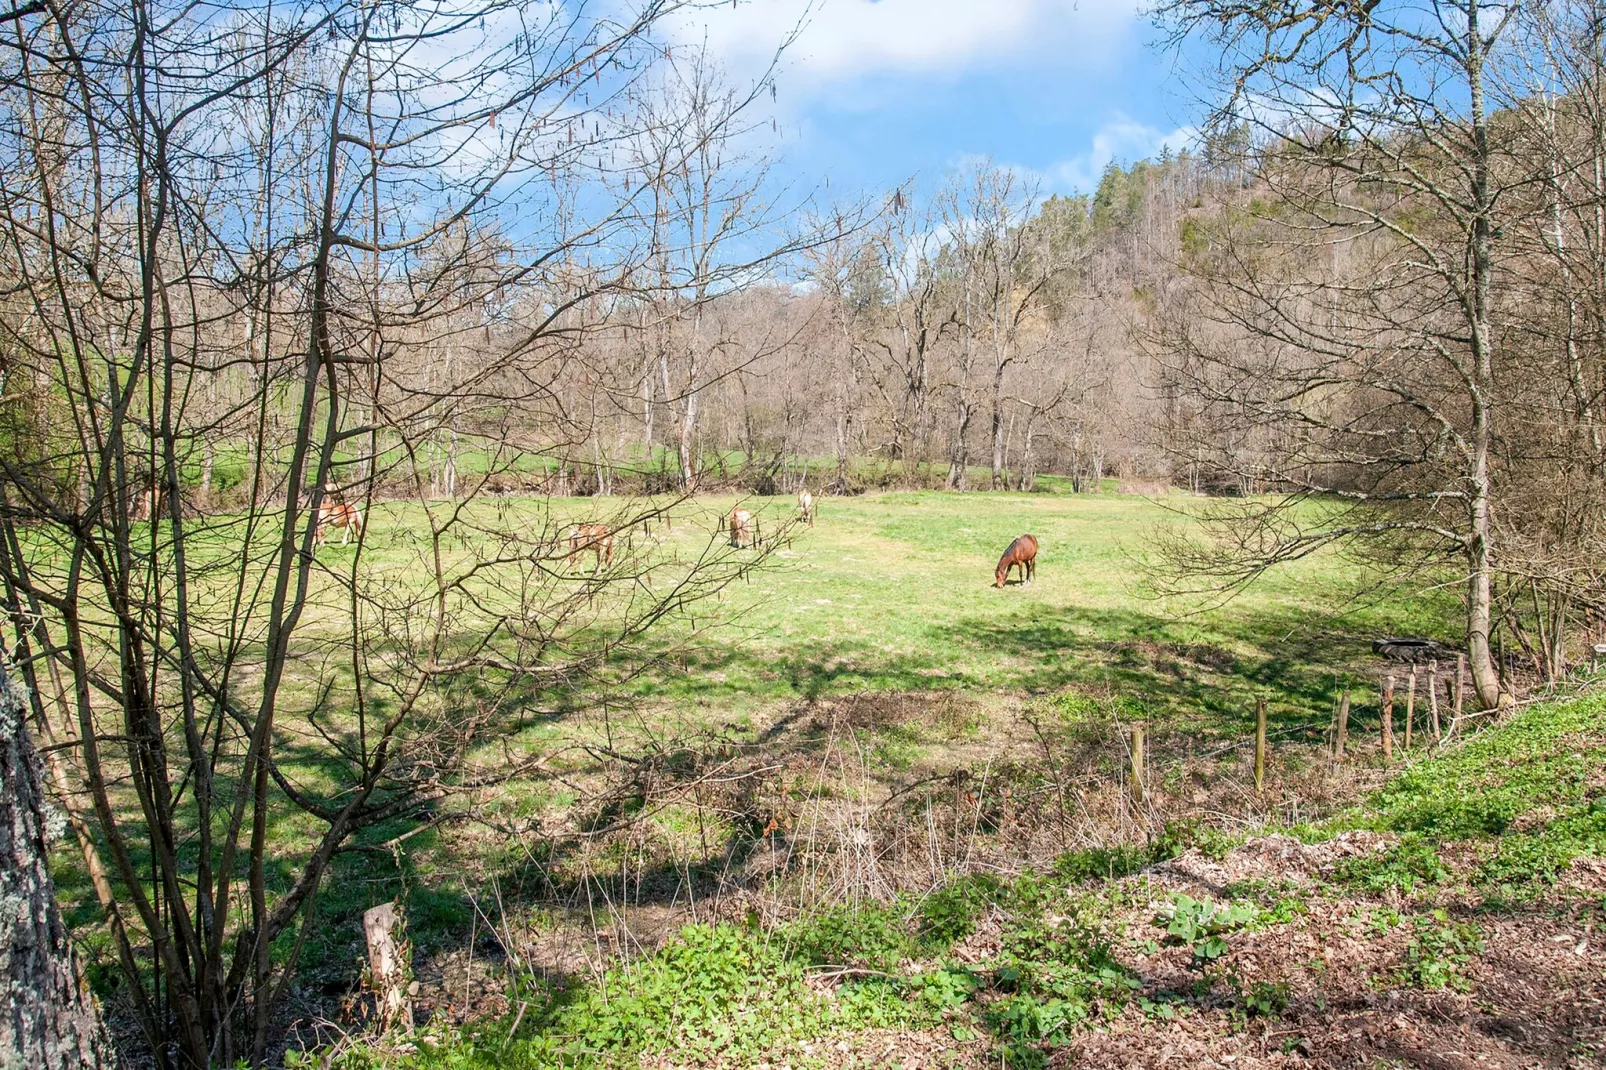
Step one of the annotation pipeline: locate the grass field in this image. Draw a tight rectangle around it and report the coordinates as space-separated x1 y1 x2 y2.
531 489 1458 734
242 489 1459 959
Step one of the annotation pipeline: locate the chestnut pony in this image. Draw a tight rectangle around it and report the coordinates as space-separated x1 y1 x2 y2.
314 483 364 546
567 523 614 569
316 501 364 546
994 534 1038 588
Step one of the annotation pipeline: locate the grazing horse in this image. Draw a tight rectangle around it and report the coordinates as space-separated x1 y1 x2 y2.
797 489 815 527
567 522 614 570
729 507 754 548
316 501 364 546
994 534 1038 588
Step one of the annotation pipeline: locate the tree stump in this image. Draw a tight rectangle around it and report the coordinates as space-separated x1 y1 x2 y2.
363 902 413 1033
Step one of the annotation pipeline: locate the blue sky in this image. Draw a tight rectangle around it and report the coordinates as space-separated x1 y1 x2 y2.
670 0 1199 201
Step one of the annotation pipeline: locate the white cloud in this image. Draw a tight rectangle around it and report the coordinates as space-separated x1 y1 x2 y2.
1042 117 1196 192
671 0 1141 88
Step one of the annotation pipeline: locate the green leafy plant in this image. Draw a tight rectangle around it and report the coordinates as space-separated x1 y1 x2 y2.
1052 843 1155 883
919 874 1004 948
916 964 982 1012
782 903 913 971
1476 804 1606 892
1366 907 1403 936
1153 893 1257 967
1230 975 1291 1018
1222 878 1309 928
1398 911 1484 991
983 898 1142 1065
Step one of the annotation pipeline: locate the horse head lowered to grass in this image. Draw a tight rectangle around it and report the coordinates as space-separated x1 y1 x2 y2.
994 534 1038 588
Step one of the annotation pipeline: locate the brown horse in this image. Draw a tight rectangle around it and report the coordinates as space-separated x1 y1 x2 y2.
994 534 1038 588
567 523 615 570
729 508 754 548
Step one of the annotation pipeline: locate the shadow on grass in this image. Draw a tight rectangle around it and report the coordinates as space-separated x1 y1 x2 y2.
636 599 1443 740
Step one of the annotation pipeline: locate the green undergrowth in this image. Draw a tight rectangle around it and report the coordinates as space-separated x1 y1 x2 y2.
1316 691 1606 898
314 691 1606 1070
312 839 1183 1070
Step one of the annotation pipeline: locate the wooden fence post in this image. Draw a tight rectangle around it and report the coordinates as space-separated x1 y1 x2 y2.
1404 665 1416 750
1129 725 1145 806
1382 675 1395 762
1454 653 1466 723
1427 660 1441 740
1254 695 1267 794
1334 689 1350 764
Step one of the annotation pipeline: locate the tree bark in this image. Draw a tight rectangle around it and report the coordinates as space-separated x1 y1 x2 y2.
0 663 116 1069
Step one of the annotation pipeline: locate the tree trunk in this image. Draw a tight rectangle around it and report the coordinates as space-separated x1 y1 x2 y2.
1464 0 1504 711
835 407 850 490
990 358 1007 490
946 399 972 490
678 388 699 492
0 662 116 1069
990 406 1005 490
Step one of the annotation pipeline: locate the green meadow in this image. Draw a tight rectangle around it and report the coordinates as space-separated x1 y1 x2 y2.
393 487 1455 733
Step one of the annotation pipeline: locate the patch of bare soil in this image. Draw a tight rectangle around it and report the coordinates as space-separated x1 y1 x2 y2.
805 690 985 734
1153 831 1395 891
1040 892 1606 1070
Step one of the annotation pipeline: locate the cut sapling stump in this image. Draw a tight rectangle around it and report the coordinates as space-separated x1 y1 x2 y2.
363 902 413 1033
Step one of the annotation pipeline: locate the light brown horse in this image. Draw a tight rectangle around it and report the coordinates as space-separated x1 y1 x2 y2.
316 501 364 546
797 489 815 527
994 534 1038 588
567 523 615 570
729 508 754 548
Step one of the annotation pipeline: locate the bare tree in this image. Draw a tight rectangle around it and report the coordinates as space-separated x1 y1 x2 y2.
1491 0 1606 679
627 45 795 491
861 191 955 476
1153 0 1542 708
934 163 1053 490
0 2 795 1066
